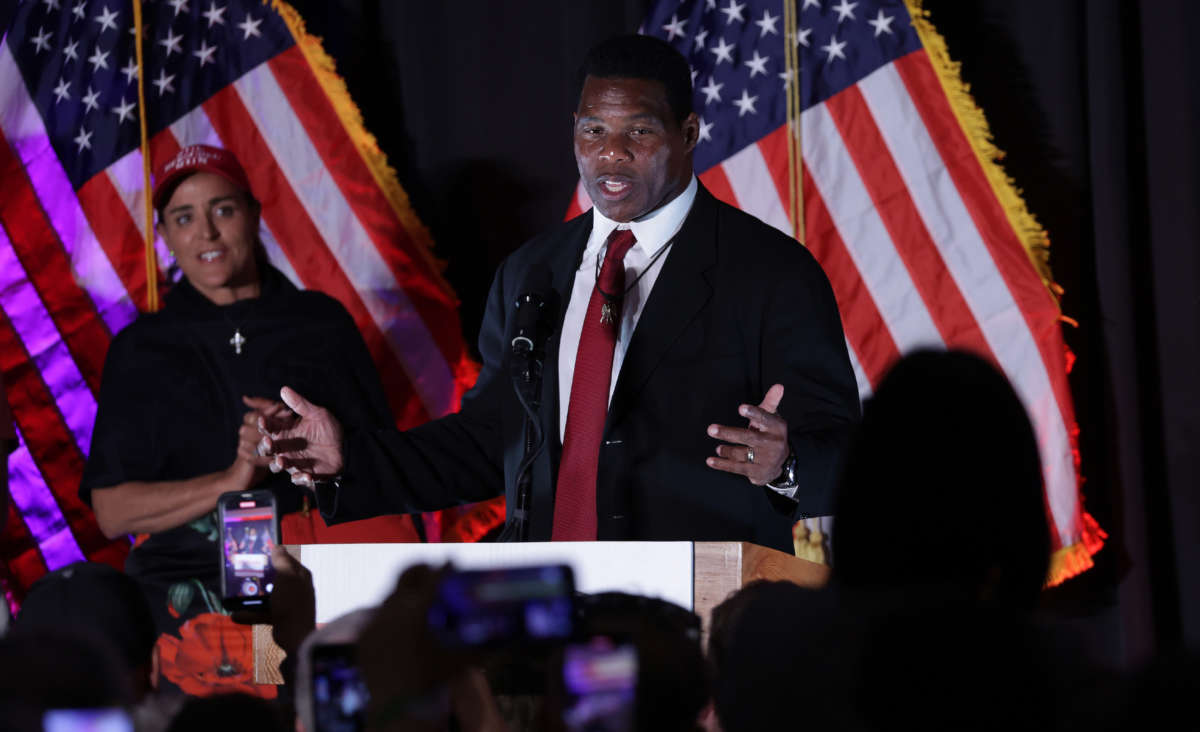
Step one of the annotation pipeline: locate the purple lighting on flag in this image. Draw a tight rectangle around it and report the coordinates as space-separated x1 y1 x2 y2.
0 229 98 455
1 43 138 335
9 427 86 572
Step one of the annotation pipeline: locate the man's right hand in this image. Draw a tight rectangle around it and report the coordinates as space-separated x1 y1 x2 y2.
261 386 345 487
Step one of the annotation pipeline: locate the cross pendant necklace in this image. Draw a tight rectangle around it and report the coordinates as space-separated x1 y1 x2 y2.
593 237 674 326
229 329 246 355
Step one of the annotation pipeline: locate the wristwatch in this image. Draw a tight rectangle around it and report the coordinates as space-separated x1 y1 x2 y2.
766 451 799 499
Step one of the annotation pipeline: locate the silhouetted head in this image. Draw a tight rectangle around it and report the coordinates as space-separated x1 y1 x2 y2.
832 349 1051 611
570 591 708 732
0 630 134 731
14 561 158 699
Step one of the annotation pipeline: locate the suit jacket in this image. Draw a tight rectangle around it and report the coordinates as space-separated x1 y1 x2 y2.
321 186 860 552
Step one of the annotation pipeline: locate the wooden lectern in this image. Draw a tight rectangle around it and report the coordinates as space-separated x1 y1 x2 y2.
254 541 828 683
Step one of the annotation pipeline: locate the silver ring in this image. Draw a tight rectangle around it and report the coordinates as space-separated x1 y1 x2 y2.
746 447 755 464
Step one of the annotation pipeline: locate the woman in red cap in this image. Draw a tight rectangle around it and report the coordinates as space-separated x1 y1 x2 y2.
78 145 395 698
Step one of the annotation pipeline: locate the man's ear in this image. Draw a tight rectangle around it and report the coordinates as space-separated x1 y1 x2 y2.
681 112 700 152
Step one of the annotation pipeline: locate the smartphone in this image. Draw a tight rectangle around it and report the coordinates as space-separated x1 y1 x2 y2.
561 638 638 732
217 489 278 610
427 564 575 649
310 643 369 732
42 708 134 732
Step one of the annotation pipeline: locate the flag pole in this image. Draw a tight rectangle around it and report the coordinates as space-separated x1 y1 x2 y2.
784 0 805 245
132 0 159 312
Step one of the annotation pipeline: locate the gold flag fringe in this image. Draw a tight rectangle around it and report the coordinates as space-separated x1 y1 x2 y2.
269 0 456 300
1046 512 1107 588
904 0 1104 586
904 0 1057 305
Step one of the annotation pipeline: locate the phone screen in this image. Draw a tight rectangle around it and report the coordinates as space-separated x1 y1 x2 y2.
562 639 637 732
43 708 134 732
427 565 574 648
311 644 369 732
219 490 278 608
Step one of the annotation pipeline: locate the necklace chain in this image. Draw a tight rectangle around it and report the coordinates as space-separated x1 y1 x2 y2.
594 235 674 303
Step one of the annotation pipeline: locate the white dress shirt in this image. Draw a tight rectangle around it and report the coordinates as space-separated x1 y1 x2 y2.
558 176 699 439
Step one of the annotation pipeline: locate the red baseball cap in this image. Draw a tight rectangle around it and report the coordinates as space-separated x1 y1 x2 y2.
152 144 252 210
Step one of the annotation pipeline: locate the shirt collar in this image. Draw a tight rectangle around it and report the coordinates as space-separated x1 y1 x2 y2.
164 260 290 316
589 175 698 258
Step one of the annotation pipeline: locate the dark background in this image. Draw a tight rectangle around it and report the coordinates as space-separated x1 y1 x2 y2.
281 0 1199 670
3 0 1195 671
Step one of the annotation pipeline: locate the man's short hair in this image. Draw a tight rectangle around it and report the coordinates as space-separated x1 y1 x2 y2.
576 34 694 124
0 630 135 727
14 562 156 674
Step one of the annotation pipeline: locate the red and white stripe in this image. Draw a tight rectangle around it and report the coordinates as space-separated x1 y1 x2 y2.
566 48 1084 553
233 60 457 414
0 46 139 336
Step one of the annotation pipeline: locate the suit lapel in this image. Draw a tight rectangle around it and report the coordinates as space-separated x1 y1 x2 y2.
531 215 590 537
606 188 719 432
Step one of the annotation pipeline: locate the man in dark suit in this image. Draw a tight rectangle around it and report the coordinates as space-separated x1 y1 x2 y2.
266 35 859 552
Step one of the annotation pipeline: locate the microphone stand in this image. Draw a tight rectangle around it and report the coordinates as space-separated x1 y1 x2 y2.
499 293 546 542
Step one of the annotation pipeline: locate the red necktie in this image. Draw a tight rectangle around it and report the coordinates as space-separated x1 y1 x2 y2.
552 228 638 540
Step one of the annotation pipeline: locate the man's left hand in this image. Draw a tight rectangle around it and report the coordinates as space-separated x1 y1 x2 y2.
706 384 789 485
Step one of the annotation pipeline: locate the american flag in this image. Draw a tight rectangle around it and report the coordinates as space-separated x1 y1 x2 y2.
0 0 492 601
566 0 1103 583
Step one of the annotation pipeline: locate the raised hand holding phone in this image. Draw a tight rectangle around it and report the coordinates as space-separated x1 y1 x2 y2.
231 545 316 658
427 565 575 650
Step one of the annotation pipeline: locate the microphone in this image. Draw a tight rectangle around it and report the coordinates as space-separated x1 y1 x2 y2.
511 291 548 359
509 270 557 406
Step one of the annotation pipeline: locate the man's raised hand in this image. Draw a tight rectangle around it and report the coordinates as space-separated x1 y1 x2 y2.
705 383 790 485
260 386 345 487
